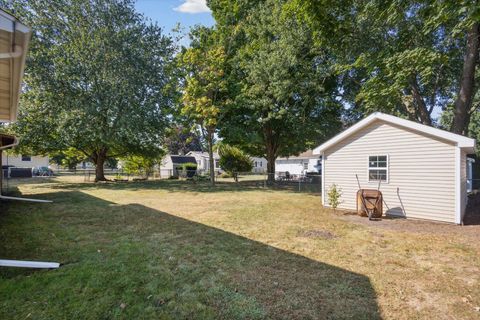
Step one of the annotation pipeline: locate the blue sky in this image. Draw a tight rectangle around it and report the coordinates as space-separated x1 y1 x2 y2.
135 0 215 38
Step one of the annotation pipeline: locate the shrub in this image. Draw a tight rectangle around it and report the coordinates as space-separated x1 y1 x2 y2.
216 143 253 182
327 184 342 210
122 155 161 178
177 162 197 178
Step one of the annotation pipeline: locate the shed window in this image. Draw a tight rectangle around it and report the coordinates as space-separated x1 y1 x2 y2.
303 162 308 170
368 155 388 182
21 155 31 161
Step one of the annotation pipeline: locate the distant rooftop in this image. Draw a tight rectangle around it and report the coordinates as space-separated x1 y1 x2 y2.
170 155 197 164
277 149 319 160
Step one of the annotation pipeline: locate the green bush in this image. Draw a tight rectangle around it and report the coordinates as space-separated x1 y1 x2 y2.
327 184 342 210
216 143 253 182
181 162 198 171
122 155 162 178
175 162 197 178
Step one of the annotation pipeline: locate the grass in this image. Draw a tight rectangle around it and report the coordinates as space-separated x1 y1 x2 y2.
0 176 479 319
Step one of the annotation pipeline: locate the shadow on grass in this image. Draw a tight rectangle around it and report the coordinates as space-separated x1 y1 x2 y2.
0 190 378 319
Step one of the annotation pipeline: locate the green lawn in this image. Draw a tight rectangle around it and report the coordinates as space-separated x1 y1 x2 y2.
0 177 479 319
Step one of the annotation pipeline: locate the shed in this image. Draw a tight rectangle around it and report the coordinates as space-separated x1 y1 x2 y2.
313 112 476 224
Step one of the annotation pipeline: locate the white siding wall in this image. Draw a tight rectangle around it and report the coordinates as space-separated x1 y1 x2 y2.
159 156 173 171
2 154 49 168
323 120 457 223
252 157 267 173
307 158 321 173
276 159 305 175
276 158 321 175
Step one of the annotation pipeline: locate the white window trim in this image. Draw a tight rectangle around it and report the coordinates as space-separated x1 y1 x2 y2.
367 154 389 184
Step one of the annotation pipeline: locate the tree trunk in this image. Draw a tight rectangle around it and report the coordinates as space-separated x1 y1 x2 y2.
207 130 215 186
93 148 108 182
266 147 276 184
410 79 432 126
452 22 479 135
264 126 278 184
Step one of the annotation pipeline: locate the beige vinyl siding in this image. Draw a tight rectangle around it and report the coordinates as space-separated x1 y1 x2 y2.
323 120 457 223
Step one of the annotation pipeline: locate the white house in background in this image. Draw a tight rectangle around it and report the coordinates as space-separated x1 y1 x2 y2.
314 112 476 224
275 150 321 176
251 157 267 173
159 154 197 176
186 151 221 172
2 153 49 168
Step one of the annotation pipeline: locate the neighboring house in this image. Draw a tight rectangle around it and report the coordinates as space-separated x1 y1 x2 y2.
275 150 321 176
186 151 221 172
76 161 95 170
251 157 267 173
2 154 49 168
159 155 197 177
313 112 476 224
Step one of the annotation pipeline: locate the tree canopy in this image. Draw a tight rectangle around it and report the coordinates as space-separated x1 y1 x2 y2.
208 0 342 180
288 0 480 133
178 27 230 185
6 0 176 181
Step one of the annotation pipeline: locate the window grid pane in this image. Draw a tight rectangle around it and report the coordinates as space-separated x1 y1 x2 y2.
368 155 388 182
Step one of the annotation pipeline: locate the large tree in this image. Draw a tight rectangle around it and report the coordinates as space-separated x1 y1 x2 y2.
6 0 175 181
211 0 342 181
179 27 229 186
289 0 480 133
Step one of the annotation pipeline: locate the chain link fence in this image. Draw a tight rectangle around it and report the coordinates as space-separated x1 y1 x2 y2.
5 166 480 196
1 167 323 194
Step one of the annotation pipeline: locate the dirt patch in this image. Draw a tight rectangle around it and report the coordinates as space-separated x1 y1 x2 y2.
338 213 480 242
297 229 337 240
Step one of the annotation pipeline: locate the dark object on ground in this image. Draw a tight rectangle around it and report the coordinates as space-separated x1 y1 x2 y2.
133 178 147 181
9 167 32 178
464 191 480 225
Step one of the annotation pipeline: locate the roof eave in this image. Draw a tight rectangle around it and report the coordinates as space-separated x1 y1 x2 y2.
313 112 477 155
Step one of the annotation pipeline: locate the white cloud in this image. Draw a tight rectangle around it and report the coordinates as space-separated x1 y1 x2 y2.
174 0 211 14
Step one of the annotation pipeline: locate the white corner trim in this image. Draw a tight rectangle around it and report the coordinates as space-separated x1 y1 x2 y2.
313 112 476 155
321 153 325 206
454 146 461 224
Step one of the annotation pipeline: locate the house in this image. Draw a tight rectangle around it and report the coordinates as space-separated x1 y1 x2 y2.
186 151 221 172
251 157 267 173
0 9 31 184
159 154 197 177
275 150 321 176
313 112 476 224
2 153 49 168
0 10 59 269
